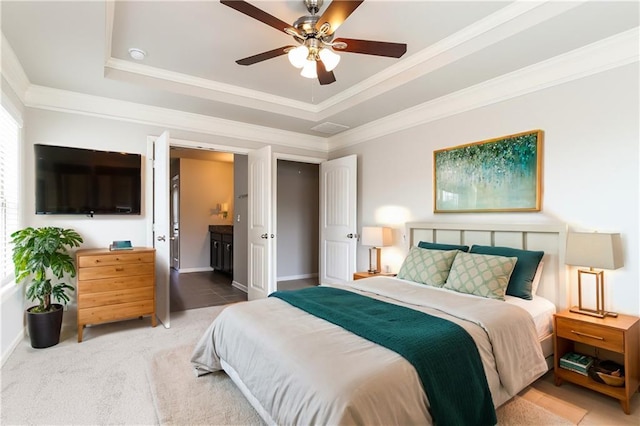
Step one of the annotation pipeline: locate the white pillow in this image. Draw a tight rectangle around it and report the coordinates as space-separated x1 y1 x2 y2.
531 261 544 295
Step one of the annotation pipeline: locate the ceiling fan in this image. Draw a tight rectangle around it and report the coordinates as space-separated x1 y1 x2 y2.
220 0 407 85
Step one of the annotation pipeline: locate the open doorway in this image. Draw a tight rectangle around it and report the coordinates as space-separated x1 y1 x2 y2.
275 159 319 291
153 141 327 311
168 147 247 312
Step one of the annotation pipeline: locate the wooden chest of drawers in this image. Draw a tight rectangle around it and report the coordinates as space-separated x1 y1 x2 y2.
76 247 156 342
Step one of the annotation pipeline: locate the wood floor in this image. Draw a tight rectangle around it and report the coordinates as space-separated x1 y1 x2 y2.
169 270 317 312
169 269 246 312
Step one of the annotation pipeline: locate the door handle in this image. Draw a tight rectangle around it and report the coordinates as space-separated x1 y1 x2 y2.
347 233 358 239
261 233 269 239
157 235 166 242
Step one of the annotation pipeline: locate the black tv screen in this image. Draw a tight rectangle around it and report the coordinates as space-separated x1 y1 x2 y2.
35 144 141 215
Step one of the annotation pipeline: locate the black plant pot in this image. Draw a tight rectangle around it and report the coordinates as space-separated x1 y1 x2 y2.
26 304 64 349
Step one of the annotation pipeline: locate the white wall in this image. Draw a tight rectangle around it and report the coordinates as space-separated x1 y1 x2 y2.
22 108 323 248
332 63 639 316
0 107 325 362
179 157 233 270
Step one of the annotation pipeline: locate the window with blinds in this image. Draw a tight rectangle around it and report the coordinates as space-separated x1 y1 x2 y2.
1 105 19 287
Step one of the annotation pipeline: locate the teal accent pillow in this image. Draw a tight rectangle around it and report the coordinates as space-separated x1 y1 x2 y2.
444 252 517 300
469 245 544 300
418 241 470 252
397 247 459 287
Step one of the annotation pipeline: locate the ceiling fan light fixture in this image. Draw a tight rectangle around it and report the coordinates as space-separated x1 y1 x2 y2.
288 45 309 68
300 59 318 79
319 48 340 72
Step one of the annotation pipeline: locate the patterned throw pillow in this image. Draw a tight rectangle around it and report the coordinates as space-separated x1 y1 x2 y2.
396 246 459 287
443 252 517 300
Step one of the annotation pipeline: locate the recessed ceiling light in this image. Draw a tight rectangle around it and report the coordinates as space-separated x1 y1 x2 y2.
128 48 146 61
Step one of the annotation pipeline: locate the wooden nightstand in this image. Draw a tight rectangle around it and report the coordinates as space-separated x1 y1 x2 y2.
553 309 639 414
353 271 396 280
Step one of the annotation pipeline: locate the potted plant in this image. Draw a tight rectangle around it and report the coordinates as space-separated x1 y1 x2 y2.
11 226 83 348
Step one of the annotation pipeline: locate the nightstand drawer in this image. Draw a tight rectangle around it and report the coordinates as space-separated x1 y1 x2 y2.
556 317 624 353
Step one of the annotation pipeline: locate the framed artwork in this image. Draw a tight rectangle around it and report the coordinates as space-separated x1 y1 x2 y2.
434 130 543 213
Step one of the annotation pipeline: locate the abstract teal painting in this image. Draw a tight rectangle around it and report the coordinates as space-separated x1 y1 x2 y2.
434 130 542 212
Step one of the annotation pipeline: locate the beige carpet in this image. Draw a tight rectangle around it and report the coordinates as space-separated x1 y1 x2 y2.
148 345 263 425
149 345 585 425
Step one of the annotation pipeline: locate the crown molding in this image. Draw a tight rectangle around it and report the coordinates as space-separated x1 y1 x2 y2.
6 21 637 156
101 1 582 123
314 0 584 120
104 58 319 121
24 84 328 153
104 1 115 65
328 27 640 152
1 34 30 103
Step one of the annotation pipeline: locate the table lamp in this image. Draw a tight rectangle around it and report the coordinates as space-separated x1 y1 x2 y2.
565 232 623 318
361 226 393 274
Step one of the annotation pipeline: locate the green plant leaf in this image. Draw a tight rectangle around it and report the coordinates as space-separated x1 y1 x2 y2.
11 226 83 312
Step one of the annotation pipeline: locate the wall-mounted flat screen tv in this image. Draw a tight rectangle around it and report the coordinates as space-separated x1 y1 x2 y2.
35 144 142 215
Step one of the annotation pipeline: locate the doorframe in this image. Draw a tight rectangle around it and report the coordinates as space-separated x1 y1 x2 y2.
145 136 327 291
145 136 253 247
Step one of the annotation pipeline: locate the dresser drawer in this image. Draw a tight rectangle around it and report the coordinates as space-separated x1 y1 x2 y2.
78 251 154 268
78 263 154 281
556 317 624 353
77 275 153 294
78 300 155 324
78 286 153 309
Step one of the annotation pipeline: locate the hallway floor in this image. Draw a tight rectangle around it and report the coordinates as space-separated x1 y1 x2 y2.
169 270 319 312
170 269 246 312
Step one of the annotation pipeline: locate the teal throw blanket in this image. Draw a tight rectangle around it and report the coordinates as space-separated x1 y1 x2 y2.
271 286 496 426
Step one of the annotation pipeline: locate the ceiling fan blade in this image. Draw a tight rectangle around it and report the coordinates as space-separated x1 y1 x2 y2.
317 61 336 85
236 46 294 66
333 38 407 58
316 1 364 36
220 0 291 34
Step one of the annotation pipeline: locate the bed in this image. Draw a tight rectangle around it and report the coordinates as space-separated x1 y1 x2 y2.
191 222 567 425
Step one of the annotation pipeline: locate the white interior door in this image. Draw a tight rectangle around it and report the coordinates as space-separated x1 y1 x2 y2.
248 146 274 300
320 155 358 284
153 131 170 327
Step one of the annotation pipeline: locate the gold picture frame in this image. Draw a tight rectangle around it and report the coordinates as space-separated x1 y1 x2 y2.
434 130 543 213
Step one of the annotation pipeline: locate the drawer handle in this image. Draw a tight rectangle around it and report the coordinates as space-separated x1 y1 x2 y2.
115 267 124 272
571 330 604 340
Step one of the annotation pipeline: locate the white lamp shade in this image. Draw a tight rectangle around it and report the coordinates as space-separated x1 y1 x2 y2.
287 45 309 68
319 48 340 71
361 227 393 247
565 232 624 270
300 60 317 78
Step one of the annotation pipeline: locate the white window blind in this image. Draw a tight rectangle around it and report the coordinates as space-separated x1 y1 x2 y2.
1 105 19 287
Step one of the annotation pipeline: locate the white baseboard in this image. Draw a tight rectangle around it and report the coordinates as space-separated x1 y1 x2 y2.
277 273 318 282
176 267 214 273
231 281 247 293
1 328 24 368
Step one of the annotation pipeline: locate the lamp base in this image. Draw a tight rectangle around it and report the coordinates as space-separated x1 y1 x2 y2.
569 306 618 318
368 247 381 274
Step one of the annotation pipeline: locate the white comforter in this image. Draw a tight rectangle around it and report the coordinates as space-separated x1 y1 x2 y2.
191 277 547 425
